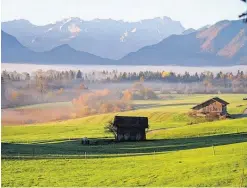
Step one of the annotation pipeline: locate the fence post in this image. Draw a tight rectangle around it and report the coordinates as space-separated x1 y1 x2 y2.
212 145 215 156
240 168 245 187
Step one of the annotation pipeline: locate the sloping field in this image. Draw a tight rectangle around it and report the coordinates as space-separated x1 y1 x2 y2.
2 141 247 187
1 94 247 187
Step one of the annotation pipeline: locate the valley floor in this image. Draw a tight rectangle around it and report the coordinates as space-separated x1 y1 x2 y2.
2 94 247 187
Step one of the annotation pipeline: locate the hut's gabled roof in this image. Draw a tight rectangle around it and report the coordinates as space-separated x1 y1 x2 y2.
113 116 148 128
192 97 229 110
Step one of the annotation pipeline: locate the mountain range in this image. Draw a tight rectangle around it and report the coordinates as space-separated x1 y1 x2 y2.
1 19 247 66
120 20 247 66
1 31 113 64
1 17 185 59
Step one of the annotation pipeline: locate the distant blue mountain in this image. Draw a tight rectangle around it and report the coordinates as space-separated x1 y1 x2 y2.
182 28 196 35
2 20 247 66
119 20 247 66
1 30 36 62
1 30 114 64
2 17 185 59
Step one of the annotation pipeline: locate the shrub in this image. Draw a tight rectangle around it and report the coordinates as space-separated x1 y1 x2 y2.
104 121 117 139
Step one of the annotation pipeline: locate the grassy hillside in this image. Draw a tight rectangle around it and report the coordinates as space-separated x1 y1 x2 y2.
2 141 247 187
2 94 247 187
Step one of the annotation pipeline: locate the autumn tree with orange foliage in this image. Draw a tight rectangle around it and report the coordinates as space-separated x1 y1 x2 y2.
122 90 133 101
130 81 158 100
57 88 64 95
10 90 20 101
79 83 88 90
72 89 133 118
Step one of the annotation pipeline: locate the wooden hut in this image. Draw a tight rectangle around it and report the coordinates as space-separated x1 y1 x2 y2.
113 116 148 141
192 97 229 116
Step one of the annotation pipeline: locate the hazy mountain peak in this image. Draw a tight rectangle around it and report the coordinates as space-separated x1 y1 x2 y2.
2 19 247 66
183 28 196 35
2 16 185 59
215 20 231 26
161 16 172 20
119 20 247 66
8 19 32 24
198 25 211 31
2 19 35 29
50 44 75 52
2 31 114 64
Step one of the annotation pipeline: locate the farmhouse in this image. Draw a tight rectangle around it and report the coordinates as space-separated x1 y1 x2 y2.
113 116 148 141
192 97 229 116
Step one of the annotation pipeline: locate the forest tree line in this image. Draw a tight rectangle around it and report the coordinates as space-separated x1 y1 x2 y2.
1 69 247 109
2 69 247 93
2 69 247 83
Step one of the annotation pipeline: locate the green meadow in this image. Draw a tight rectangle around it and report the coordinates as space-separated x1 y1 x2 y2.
2 94 247 187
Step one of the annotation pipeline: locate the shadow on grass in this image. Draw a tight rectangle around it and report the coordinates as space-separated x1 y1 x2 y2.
230 114 247 119
2 132 247 159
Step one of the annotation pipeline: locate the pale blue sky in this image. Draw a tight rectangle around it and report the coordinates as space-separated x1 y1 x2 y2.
1 0 246 29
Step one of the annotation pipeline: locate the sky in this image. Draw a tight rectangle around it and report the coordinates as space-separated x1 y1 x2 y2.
1 0 246 29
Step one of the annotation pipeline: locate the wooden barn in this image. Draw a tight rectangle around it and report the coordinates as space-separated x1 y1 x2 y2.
192 97 229 116
113 116 149 141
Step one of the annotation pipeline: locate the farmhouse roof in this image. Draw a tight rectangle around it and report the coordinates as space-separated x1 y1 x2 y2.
192 97 229 110
113 116 148 128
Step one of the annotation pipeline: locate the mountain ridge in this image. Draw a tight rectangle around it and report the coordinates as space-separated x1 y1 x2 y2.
2 17 185 59
2 20 247 66
1 30 115 65
119 20 247 66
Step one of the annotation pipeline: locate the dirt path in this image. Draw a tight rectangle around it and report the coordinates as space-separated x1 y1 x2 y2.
244 108 247 114
230 108 247 119
147 128 170 134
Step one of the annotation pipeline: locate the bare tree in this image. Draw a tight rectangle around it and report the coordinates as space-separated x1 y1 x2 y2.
239 0 247 23
104 121 117 139
1 76 6 107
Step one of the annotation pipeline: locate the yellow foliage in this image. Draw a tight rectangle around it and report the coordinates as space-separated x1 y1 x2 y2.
72 89 133 117
57 88 64 95
122 90 133 101
79 83 87 90
161 71 170 78
140 76 145 83
10 91 20 101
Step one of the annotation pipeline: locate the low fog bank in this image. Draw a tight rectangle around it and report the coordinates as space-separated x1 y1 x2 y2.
2 71 247 109
2 68 247 125
2 63 247 74
2 80 246 109
1 81 153 125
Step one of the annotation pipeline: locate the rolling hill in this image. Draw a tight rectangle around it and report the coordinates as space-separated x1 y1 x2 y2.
2 94 247 186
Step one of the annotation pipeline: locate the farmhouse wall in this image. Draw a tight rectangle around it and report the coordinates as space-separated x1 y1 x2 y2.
198 101 223 113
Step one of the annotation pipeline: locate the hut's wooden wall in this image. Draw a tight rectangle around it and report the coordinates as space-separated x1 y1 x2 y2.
116 127 146 141
197 101 224 113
